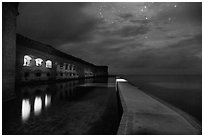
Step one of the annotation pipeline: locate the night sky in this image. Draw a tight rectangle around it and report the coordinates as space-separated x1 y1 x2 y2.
17 2 202 75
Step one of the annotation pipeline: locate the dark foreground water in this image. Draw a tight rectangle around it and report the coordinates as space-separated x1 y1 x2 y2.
122 75 202 123
3 77 121 135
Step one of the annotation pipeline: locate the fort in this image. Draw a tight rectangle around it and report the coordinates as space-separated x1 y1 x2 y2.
16 34 108 84
2 3 108 101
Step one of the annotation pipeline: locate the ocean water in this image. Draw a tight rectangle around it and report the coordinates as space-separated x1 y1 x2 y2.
121 75 202 123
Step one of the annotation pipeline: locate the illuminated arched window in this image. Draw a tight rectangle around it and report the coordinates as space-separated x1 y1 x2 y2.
35 58 43 67
23 55 32 66
68 64 71 70
46 60 52 68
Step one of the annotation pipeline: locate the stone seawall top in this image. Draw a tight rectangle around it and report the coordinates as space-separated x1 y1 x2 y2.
116 78 201 135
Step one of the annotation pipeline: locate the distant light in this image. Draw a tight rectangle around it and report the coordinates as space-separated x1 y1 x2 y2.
174 5 177 8
145 17 148 20
116 78 127 82
144 5 147 9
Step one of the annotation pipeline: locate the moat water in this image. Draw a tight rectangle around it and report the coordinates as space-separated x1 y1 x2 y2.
3 77 121 135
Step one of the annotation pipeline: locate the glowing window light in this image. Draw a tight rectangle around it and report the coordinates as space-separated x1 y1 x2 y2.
116 78 127 82
45 94 51 108
21 99 31 122
46 60 52 68
34 96 42 116
35 58 43 66
23 55 32 66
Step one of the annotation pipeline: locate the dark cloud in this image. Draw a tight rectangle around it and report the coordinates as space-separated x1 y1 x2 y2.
117 13 151 26
169 34 202 49
155 2 202 24
113 25 150 37
17 2 101 46
98 37 134 45
129 19 151 24
165 35 177 39
95 22 150 38
155 26 167 32
178 2 202 22
118 12 134 20
120 34 201 73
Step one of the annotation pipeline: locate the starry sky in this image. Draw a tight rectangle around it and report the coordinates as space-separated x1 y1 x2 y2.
17 2 202 75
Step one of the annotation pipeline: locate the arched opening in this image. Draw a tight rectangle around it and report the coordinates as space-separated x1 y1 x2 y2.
46 60 52 68
23 55 32 66
35 58 43 66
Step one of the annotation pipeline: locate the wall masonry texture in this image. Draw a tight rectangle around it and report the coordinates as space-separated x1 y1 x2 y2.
2 3 19 101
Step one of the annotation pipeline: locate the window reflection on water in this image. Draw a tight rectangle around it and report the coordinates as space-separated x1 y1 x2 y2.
34 96 42 116
20 78 108 123
45 94 51 108
20 80 80 123
21 99 31 122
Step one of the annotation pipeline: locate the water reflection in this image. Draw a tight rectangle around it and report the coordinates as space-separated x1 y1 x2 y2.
21 99 31 122
45 94 51 108
4 77 117 134
34 97 42 116
84 78 94 83
18 78 106 123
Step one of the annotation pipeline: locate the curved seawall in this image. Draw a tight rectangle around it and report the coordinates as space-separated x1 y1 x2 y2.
116 78 201 135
